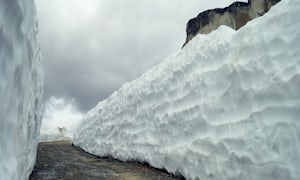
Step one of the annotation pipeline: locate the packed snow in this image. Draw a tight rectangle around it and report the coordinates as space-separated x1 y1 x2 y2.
74 0 300 179
39 97 83 142
0 0 43 179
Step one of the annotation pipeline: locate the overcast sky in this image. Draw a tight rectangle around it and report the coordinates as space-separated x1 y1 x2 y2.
35 0 244 112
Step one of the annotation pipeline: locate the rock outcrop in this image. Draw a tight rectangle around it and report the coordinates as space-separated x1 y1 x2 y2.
183 0 281 47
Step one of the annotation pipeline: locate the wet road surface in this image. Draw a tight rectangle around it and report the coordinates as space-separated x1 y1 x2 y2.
30 141 183 180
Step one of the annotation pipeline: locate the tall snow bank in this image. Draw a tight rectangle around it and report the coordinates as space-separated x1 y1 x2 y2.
73 0 300 179
0 0 43 179
39 97 83 142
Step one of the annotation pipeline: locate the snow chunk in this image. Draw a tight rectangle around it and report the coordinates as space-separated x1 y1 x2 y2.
0 0 43 179
39 97 83 142
74 0 300 179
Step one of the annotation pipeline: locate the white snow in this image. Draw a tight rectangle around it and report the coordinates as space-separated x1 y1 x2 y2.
73 0 300 179
0 0 43 179
39 97 83 142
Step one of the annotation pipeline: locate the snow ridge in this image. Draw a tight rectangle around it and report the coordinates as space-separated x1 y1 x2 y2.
0 0 43 179
74 0 300 179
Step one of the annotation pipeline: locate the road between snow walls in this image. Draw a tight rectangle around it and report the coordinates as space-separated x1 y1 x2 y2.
30 141 182 179
73 0 300 179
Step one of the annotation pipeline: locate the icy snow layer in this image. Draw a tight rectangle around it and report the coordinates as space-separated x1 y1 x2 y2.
39 97 83 142
0 0 43 179
73 0 300 179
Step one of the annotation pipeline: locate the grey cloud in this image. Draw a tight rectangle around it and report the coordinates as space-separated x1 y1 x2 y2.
35 0 245 111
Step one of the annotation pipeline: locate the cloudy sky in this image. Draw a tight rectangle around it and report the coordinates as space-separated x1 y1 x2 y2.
35 0 244 113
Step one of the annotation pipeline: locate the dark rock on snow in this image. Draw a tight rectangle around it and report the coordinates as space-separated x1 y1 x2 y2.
183 0 281 47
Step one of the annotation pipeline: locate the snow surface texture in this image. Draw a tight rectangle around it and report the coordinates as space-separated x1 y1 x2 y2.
0 0 43 179
39 97 83 142
74 0 300 179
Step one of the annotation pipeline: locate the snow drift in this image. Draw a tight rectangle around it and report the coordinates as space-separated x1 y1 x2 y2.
0 0 43 179
73 0 300 179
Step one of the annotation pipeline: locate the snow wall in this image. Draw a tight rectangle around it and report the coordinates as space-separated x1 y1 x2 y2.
0 0 43 179
73 0 300 179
